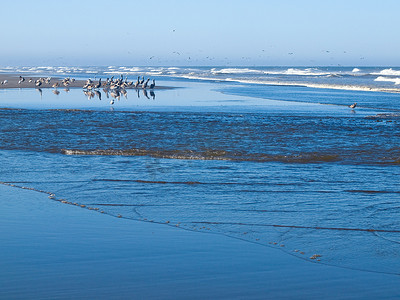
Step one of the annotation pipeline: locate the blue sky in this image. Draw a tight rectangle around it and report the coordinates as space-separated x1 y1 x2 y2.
0 0 399 66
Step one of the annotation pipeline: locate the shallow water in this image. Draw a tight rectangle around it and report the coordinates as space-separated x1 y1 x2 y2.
1 78 400 276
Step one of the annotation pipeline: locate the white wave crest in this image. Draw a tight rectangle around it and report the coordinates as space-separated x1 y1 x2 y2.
374 76 400 85
371 68 400 76
211 68 265 75
352 68 361 72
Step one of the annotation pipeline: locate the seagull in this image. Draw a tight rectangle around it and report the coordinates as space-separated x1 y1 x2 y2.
349 103 357 109
18 76 25 84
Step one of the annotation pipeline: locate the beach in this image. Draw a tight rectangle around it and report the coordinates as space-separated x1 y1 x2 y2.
1 69 400 299
2 183 400 299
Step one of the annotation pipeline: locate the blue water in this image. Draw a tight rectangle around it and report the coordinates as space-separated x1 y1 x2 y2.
1 67 400 276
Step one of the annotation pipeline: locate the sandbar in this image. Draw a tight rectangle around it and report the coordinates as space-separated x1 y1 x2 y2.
0 74 172 89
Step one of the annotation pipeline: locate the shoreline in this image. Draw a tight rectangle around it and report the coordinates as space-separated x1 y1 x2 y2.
1 182 399 299
0 74 174 90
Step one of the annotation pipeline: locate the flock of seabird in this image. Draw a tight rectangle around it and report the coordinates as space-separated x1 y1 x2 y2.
82 75 156 104
4 75 358 109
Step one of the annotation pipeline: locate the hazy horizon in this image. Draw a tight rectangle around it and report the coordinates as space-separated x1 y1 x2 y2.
1 0 399 67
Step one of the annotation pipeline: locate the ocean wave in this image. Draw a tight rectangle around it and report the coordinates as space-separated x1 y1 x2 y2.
62 148 341 163
371 68 400 76
211 68 266 75
374 76 400 85
211 67 332 76
223 78 400 93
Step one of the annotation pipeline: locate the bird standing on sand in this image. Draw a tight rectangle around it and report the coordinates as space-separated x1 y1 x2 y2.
35 80 42 87
94 78 102 89
349 103 357 109
18 76 25 84
149 79 155 89
134 76 140 88
142 78 150 89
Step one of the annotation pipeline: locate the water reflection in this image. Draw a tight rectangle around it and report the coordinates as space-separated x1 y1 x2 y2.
94 90 101 100
36 88 42 98
82 88 156 104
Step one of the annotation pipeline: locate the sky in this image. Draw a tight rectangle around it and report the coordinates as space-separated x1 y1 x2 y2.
0 0 399 66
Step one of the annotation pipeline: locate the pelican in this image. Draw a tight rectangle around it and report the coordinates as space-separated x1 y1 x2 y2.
94 78 102 89
149 79 155 89
35 80 42 87
134 76 140 88
139 76 144 85
142 78 150 89
349 103 357 109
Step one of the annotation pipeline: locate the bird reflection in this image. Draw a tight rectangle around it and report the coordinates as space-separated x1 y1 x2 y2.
150 90 155 99
36 88 42 98
83 90 95 100
94 90 102 100
64 88 70 93
53 89 60 95
143 89 150 99
110 90 120 101
120 89 127 99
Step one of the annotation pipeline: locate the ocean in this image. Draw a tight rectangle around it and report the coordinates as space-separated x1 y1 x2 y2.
1 66 400 276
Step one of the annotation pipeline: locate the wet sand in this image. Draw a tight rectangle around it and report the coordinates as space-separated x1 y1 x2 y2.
1 183 399 299
0 74 172 89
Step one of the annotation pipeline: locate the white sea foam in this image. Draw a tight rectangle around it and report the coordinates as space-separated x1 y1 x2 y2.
283 68 331 76
374 76 400 85
352 68 361 72
371 68 400 76
211 68 265 75
222 78 400 93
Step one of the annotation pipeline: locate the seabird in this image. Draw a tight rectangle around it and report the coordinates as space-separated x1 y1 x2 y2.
94 78 102 89
142 78 150 89
134 76 140 88
149 79 155 89
349 103 357 109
